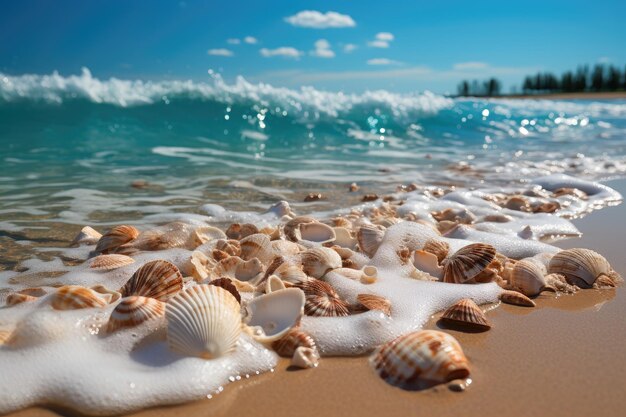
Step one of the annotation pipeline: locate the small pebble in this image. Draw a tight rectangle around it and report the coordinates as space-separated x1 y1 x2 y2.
304 193 324 202
361 194 379 202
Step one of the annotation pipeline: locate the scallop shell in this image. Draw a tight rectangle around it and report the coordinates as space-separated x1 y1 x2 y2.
245 288 305 342
357 224 385 257
208 277 242 304
121 260 183 302
294 279 350 317
90 254 135 270
499 290 536 307
443 243 497 284
190 226 227 247
271 240 302 257
413 250 444 279
106 296 165 332
95 225 139 254
226 223 259 240
284 216 317 242
296 222 336 244
273 262 308 284
262 256 285 282
301 246 342 279
70 226 102 247
240 233 274 264
271 328 317 357
422 239 450 264
6 293 39 306
215 239 242 257
212 249 231 261
291 346 320 369
510 259 547 296
356 294 391 315
50 285 108 310
166 285 242 359
548 248 613 288
440 299 491 331
370 330 470 388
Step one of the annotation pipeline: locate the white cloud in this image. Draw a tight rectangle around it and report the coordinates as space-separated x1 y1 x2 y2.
226 38 241 45
375 32 394 41
311 39 335 58
367 32 395 48
367 58 401 66
260 47 302 59
453 61 489 71
207 48 234 57
244 36 258 44
285 10 356 28
343 43 357 53
368 40 389 48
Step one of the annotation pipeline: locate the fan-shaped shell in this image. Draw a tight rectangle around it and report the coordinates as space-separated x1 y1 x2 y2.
284 216 317 242
245 288 305 342
548 248 613 288
121 260 183 302
370 330 470 388
499 290 536 307
166 285 242 359
510 259 547 296
443 243 497 284
296 222 336 244
215 239 242 257
106 296 165 332
271 328 317 357
357 224 385 257
356 294 391 315
208 277 242 304
271 240 302 257
294 279 350 317
50 285 108 310
71 226 102 247
440 298 491 331
240 233 274 263
90 254 135 270
226 223 258 240
301 246 342 279
422 239 450 264
95 225 139 254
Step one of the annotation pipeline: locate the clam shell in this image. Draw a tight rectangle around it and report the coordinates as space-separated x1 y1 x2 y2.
499 290 536 307
71 226 102 247
6 293 38 306
273 262 308 284
95 225 139 254
413 250 444 279
371 330 470 387
301 246 342 279
245 288 305 342
271 240 302 257
190 226 226 247
294 279 350 317
264 275 287 293
90 254 135 270
208 277 241 304
240 233 274 264
548 248 613 288
121 260 183 302
296 222 336 244
357 224 385 257
422 239 450 264
356 294 391 315
291 346 320 369
166 285 242 359
226 223 259 240
440 298 491 331
443 243 497 284
284 216 317 242
510 259 547 296
50 285 108 310
271 328 317 357
214 256 265 285
106 296 165 332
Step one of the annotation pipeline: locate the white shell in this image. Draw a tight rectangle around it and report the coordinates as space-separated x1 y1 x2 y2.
357 224 385 257
245 288 305 343
332 227 358 249
510 259 547 296
71 226 102 247
301 247 342 279
413 250 444 279
265 275 286 293
297 222 336 244
166 285 242 359
548 248 613 288
240 233 274 264
291 346 320 369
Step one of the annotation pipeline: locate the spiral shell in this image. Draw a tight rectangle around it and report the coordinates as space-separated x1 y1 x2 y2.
121 260 183 302
499 290 536 307
301 246 342 279
357 224 385 257
294 278 350 317
443 243 497 284
50 285 108 310
371 330 470 388
166 285 242 359
440 298 491 331
271 328 317 357
422 239 450 264
106 296 165 332
90 254 135 270
356 294 391 316
548 248 614 288
245 288 305 342
95 225 139 254
510 259 547 296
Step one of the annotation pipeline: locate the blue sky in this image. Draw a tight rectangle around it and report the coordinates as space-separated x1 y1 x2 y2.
0 0 624 93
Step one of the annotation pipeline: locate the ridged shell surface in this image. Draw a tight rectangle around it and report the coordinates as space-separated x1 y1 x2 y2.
440 298 491 330
271 328 317 357
510 259 547 296
499 290 536 307
548 248 612 288
356 294 392 316
422 239 450 264
107 296 165 332
95 225 139 254
239 233 273 263
121 260 183 301
90 254 135 270
208 277 242 303
300 247 342 279
50 285 108 310
443 243 497 284
357 224 385 257
295 279 350 317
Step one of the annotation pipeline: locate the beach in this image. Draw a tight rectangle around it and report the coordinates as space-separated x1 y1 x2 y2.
6 178 626 417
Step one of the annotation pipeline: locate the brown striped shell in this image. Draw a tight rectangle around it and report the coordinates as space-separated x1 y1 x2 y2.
548 248 614 288
422 239 450 264
357 224 385 257
95 225 139 254
356 293 392 316
239 233 274 263
215 239 242 257
271 328 317 357
370 330 470 388
300 246 342 279
294 278 350 317
443 243 497 284
510 259 547 296
50 285 108 310
208 277 241 304
106 296 165 332
284 216 317 242
499 290 536 307
6 293 39 306
440 299 491 331
90 254 135 270
120 260 183 301
226 223 259 240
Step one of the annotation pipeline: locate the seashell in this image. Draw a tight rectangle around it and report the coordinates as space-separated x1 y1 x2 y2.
190 226 227 248
18 287 47 297
294 279 350 317
167 285 242 359
215 239 241 257
443 243 497 284
121 260 183 302
432 208 475 224
131 223 218 251
226 223 259 240
343 258 358 269
532 201 560 214
296 222 336 244
373 217 401 228
510 259 547 296
264 275 286 293
71 226 102 247
331 245 355 260
259 226 281 240
271 240 302 257
284 216 317 242
0 328 13 345
50 285 108 310
240 233 274 264
440 299 491 331
245 287 305 342
267 201 293 217
208 277 242 304
273 262 308 284
370 330 470 388
106 296 165 332
437 220 458 234
262 256 285 281
333 227 357 249
95 225 139 254
505 196 530 211
333 267 363 280
301 246 342 279
548 248 614 288
413 250 444 279
271 328 317 357
544 273 577 294
397 246 411 264
90 284 121 303
553 187 587 200
422 239 450 264
291 346 320 369
90 254 135 270
357 224 385 257
356 294 391 315
214 256 265 285
212 249 230 261
6 293 39 306
349 182 359 192
499 290 536 307
184 250 215 282
360 266 378 284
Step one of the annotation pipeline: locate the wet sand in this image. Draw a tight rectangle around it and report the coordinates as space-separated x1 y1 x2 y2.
8 179 626 417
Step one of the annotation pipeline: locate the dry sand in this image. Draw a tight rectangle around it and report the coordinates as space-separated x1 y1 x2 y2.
8 179 626 417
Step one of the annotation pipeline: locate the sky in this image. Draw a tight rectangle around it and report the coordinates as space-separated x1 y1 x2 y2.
0 0 624 93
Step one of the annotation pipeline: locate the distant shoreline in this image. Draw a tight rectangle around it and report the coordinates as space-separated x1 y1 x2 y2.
453 91 626 100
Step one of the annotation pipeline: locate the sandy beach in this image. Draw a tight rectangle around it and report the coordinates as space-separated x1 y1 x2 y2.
6 178 625 417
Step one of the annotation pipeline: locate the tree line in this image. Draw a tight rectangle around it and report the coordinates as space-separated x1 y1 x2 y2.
457 63 626 97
